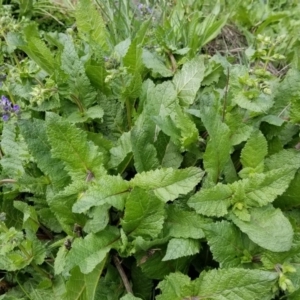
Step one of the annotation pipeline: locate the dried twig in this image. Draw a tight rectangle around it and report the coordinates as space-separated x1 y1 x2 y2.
113 255 133 294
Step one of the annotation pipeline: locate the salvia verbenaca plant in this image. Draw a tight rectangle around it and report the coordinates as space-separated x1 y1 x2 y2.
0 0 300 299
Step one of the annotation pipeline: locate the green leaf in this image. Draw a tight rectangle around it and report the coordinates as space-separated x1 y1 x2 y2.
188 183 233 217
200 92 231 185
130 167 204 202
123 39 143 74
72 175 129 213
67 106 104 123
136 247 191 280
240 130 268 173
121 188 165 239
46 113 104 181
156 272 193 300
131 114 160 173
164 205 207 239
64 258 106 300
65 227 120 274
14 201 39 233
48 181 88 234
225 110 253 146
204 221 259 267
274 172 300 209
241 167 299 207
197 7 228 48
131 81 177 172
75 0 109 51
142 49 173 78
230 205 294 252
162 238 200 261
265 149 300 171
83 204 110 234
19 119 70 191
157 268 277 300
131 264 153 300
109 132 132 170
194 268 278 300
1 122 25 179
233 92 273 113
173 56 205 106
154 132 183 169
19 36 56 74
60 35 97 108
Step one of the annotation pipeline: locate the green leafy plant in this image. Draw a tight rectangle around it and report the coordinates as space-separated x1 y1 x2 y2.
0 0 300 299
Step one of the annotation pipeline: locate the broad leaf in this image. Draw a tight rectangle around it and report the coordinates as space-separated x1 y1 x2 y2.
240 130 268 174
46 113 104 180
64 227 120 274
19 119 70 191
121 188 165 239
164 205 207 239
64 259 107 300
173 56 205 106
188 183 233 217
204 221 259 267
200 92 231 186
72 175 129 213
230 205 294 252
131 167 204 202
162 238 200 261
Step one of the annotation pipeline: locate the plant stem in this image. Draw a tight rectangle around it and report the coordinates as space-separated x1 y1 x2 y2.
113 255 133 294
125 98 132 129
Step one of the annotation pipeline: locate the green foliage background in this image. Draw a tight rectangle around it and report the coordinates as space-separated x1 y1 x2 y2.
0 0 300 299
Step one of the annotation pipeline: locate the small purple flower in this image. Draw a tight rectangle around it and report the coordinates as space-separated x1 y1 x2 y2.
2 114 9 121
13 104 20 112
1 95 10 106
0 95 21 121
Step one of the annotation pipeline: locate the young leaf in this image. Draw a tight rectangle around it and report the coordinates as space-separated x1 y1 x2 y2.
121 188 165 239
130 167 204 202
173 56 205 106
230 205 294 252
188 183 233 217
64 227 120 274
46 113 104 180
72 175 130 213
162 238 200 261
